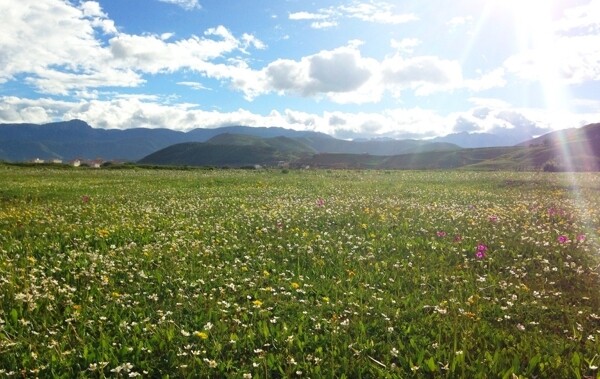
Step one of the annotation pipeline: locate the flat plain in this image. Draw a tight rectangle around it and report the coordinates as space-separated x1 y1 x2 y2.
1 167 599 378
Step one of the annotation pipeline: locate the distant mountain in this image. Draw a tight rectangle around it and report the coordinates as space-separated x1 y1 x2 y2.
139 134 316 167
431 131 531 148
0 120 459 162
296 123 600 171
0 120 189 161
295 147 523 170
296 135 459 155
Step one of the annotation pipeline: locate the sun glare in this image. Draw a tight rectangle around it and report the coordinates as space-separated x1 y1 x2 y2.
490 0 570 111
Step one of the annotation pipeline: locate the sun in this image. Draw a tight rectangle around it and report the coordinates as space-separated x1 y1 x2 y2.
485 0 570 109
492 0 555 48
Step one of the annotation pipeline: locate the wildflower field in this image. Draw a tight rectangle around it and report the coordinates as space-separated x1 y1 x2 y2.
1 167 599 378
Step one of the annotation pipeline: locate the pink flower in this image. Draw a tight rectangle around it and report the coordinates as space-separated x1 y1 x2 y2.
576 234 586 242
453 234 463 243
475 243 488 259
436 231 447 237
557 235 568 244
316 198 325 207
81 195 90 203
488 215 498 223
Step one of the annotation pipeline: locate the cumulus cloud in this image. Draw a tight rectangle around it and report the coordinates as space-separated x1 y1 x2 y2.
382 55 463 96
0 0 113 84
0 1 265 96
0 0 506 105
263 45 376 99
452 116 482 133
107 26 244 73
225 42 505 103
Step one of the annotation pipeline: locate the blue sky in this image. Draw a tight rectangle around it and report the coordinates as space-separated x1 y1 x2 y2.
1 0 599 139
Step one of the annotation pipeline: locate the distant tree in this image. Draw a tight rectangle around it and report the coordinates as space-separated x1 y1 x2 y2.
542 159 563 172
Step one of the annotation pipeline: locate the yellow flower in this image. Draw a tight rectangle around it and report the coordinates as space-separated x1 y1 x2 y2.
322 296 330 303
253 299 263 307
291 282 300 289
195 331 209 339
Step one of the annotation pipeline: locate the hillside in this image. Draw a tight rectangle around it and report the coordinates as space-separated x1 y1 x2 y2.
138 143 280 167
295 147 522 170
138 134 317 167
206 133 316 158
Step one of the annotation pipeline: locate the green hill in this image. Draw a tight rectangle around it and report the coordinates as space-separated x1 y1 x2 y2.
206 133 316 158
139 134 316 167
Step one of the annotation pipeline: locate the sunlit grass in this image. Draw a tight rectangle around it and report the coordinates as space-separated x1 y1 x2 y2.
0 167 599 378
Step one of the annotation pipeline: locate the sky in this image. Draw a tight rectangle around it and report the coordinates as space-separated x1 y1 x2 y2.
0 0 599 139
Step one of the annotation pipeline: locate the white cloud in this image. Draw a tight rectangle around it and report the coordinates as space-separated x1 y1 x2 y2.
25 68 145 96
390 38 421 54
382 55 463 96
338 1 418 24
289 11 330 21
504 34 600 84
0 0 114 84
311 21 339 29
0 1 265 96
556 0 600 34
177 82 211 90
464 68 506 92
504 1 600 85
288 1 417 29
261 44 379 102
157 0 201 11
108 26 243 74
447 16 473 29
222 42 504 103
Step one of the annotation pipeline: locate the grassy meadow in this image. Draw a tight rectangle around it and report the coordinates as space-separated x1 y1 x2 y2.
0 166 599 378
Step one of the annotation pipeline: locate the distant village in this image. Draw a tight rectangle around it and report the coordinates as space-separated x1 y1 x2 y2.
30 158 111 168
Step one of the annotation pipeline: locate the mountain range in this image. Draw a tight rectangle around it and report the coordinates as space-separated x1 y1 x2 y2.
1 120 598 171
0 119 458 162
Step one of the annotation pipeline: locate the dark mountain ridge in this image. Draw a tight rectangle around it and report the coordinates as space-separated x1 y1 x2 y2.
0 120 459 162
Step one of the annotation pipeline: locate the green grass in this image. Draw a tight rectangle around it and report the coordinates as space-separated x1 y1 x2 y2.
1 167 599 378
